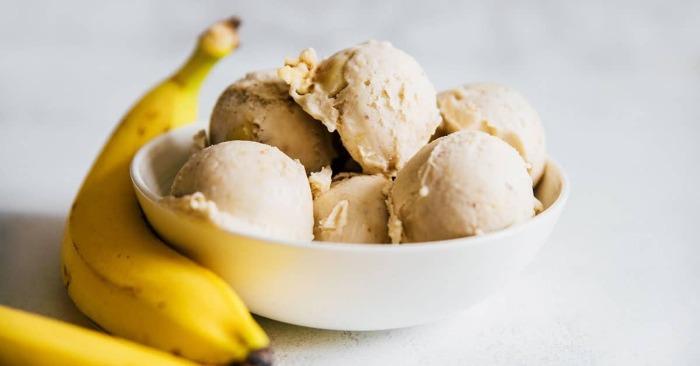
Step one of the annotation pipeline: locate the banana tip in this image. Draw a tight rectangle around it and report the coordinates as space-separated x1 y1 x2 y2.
233 348 272 366
199 16 242 57
225 16 242 30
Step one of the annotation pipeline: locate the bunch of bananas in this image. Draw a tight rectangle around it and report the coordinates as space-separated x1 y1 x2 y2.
0 17 272 366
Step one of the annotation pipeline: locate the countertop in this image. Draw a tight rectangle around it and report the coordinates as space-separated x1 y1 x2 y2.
1 1 698 365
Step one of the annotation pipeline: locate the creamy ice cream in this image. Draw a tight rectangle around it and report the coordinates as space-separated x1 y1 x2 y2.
279 40 442 175
388 130 541 243
437 83 547 184
313 174 391 244
164 140 314 241
209 70 337 174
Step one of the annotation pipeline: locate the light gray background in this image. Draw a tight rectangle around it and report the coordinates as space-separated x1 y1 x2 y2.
1 1 698 365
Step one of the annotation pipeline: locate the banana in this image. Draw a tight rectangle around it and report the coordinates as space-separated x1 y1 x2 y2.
0 304 199 366
62 18 271 365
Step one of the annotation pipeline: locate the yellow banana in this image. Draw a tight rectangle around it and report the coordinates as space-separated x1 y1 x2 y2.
62 17 271 365
0 304 199 366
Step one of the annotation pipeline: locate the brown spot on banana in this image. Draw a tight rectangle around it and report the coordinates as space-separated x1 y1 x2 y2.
145 110 159 121
62 265 71 289
122 285 143 297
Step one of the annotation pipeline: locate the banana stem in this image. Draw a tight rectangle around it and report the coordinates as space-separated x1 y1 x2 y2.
172 51 219 89
172 17 241 89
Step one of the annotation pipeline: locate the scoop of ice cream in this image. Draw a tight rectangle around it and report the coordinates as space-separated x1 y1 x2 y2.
313 174 391 244
209 70 337 173
279 40 442 175
388 130 540 243
166 140 313 241
437 83 547 184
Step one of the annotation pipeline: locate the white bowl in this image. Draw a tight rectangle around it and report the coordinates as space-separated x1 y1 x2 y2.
131 124 569 331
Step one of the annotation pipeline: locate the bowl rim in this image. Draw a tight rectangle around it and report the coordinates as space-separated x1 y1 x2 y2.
131 124 570 254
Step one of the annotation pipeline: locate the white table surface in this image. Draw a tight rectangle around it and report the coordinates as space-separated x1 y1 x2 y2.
1 1 698 365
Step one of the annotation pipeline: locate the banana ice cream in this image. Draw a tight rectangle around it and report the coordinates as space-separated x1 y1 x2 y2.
437 83 547 184
164 140 314 241
158 40 551 245
209 70 337 174
279 40 442 175
313 173 391 244
388 130 541 243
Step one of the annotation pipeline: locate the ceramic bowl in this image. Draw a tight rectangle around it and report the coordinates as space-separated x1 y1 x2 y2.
131 124 569 331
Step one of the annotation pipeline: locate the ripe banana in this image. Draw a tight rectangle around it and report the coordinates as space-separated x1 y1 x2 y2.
0 304 199 366
62 18 271 365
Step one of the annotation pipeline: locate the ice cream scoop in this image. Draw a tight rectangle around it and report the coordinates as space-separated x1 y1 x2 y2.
279 40 442 175
388 130 540 243
209 70 337 174
164 140 314 241
437 83 547 185
313 173 391 244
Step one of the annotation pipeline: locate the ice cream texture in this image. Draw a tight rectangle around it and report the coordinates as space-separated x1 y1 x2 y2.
209 70 337 174
279 40 442 175
437 83 547 184
313 174 391 244
159 40 551 245
165 140 314 241
388 130 541 243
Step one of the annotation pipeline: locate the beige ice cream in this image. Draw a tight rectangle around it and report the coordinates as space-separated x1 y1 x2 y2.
437 83 547 184
209 70 337 173
388 130 540 243
164 140 314 241
279 40 442 175
313 174 391 244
